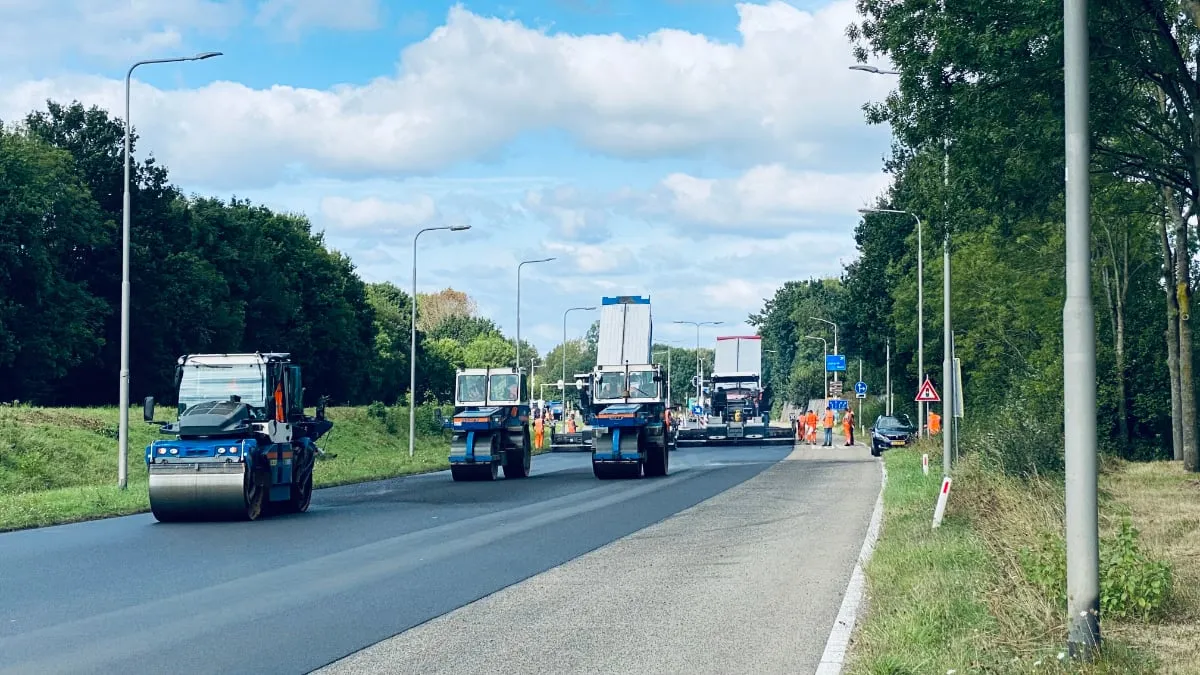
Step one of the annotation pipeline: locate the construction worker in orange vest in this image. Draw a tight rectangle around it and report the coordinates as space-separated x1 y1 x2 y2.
822 405 835 446
534 415 545 449
928 410 942 435
805 409 818 445
843 409 855 446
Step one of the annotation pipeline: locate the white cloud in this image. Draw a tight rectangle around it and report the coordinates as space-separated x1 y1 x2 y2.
0 0 241 66
320 194 438 231
0 1 893 188
646 164 893 233
523 187 612 243
255 0 382 38
700 279 780 310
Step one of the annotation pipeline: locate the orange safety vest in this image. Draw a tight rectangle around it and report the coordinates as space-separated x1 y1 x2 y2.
843 413 854 429
823 410 834 428
274 383 284 422
534 418 544 433
806 412 817 429
566 418 576 433
929 413 941 434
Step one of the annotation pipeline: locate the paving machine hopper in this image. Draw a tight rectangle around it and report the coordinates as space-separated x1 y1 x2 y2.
676 336 795 446
143 353 332 522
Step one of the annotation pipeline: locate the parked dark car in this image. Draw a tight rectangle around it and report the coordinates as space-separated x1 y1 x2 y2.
870 415 916 457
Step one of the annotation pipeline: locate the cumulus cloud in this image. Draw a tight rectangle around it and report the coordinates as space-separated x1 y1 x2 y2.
256 0 382 38
320 194 438 231
0 1 892 188
645 164 893 234
0 0 241 66
523 187 613 243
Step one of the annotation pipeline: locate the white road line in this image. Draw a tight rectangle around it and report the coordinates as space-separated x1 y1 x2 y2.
815 456 887 674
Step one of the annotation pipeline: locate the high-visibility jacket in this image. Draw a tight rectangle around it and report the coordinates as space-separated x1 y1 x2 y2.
806 412 817 429
823 411 834 428
534 418 544 434
929 413 941 434
843 412 854 430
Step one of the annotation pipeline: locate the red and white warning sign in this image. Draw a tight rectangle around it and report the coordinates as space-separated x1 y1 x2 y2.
915 377 941 403
921 453 929 476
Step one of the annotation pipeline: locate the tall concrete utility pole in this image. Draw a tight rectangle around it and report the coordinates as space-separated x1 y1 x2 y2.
886 338 891 416
1064 0 1101 656
859 207 925 438
942 139 953 480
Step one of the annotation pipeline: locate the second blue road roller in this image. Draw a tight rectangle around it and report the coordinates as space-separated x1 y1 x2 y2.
444 366 533 481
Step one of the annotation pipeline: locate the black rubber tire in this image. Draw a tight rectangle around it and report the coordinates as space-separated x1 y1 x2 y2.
644 441 667 477
871 445 881 457
451 465 472 482
287 465 314 513
503 426 531 479
244 466 268 521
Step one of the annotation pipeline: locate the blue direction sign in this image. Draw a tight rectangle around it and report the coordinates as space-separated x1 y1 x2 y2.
825 354 847 372
829 398 849 410
854 381 868 398
691 405 704 416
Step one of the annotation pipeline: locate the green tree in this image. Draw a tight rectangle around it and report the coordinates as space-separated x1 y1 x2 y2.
0 128 109 401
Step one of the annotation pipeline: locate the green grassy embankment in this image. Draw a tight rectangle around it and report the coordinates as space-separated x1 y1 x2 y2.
848 442 1197 674
0 402 497 532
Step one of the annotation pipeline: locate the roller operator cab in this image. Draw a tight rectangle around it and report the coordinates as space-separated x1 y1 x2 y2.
446 367 532 481
580 295 672 480
143 353 332 522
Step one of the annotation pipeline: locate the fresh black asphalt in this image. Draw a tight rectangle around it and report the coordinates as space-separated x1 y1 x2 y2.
0 445 792 675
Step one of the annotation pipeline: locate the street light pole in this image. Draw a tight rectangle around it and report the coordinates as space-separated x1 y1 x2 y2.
803 336 828 401
409 225 471 458
516 257 556 382
563 306 596 412
673 320 723 403
849 64 953 475
810 317 839 384
860 207 925 437
118 51 222 489
1064 0 1101 655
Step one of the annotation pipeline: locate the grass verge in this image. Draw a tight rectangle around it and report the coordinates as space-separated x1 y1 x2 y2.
0 402 552 532
846 442 1196 674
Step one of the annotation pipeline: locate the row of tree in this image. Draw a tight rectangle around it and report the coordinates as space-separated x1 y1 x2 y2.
0 100 551 407
748 0 1199 471
0 100 719 412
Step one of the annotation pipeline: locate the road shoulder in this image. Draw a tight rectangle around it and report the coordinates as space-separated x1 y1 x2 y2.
318 444 881 675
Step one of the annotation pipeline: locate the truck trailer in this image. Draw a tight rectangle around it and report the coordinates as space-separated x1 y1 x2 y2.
676 336 794 446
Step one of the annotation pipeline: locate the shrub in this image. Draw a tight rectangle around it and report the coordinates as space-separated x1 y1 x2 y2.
1019 520 1172 621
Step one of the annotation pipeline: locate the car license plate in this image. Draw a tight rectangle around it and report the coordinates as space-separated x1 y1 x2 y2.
891 440 906 446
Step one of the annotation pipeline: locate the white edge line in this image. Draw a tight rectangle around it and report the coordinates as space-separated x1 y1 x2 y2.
814 456 887 674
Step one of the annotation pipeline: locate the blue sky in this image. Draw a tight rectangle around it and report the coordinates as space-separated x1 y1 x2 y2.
0 0 896 354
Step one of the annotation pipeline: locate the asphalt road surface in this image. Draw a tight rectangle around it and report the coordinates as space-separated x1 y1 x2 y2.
0 443 878 675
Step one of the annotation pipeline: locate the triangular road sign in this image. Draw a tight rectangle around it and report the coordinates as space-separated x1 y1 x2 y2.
915 377 941 403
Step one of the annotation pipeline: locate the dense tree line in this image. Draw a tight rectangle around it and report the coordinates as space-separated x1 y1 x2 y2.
0 100 546 408
752 0 1200 471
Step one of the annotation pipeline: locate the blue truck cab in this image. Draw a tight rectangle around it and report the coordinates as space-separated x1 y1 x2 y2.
446 366 532 482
